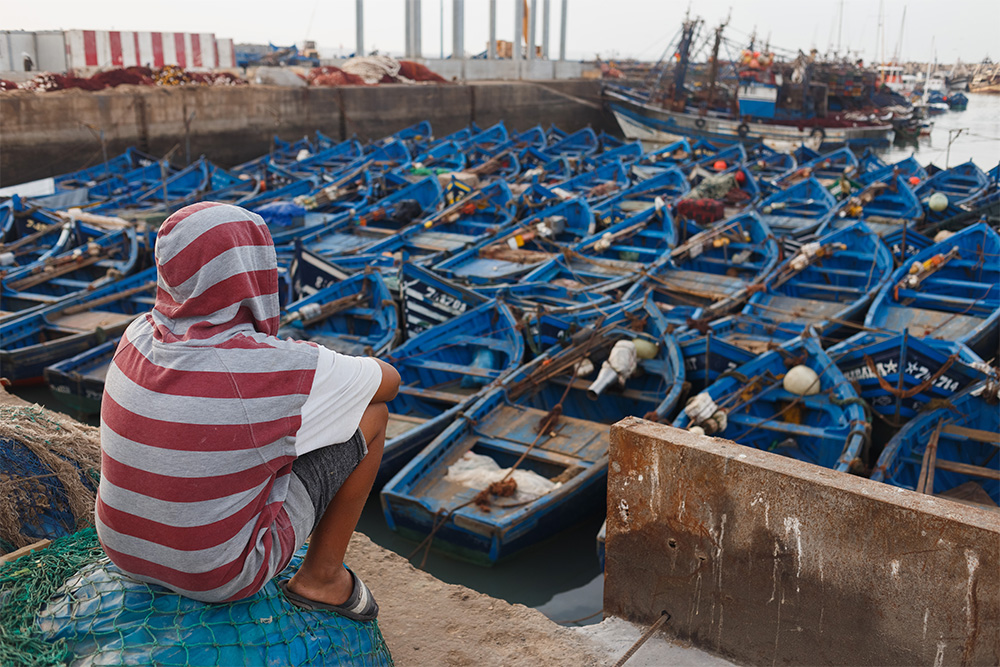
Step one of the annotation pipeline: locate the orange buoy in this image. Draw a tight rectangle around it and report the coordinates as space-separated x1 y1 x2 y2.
908 176 921 186
713 160 727 171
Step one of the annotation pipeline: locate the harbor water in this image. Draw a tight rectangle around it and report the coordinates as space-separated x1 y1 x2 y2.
879 93 1000 169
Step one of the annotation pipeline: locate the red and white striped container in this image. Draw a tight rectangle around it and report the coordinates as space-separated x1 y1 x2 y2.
64 30 223 71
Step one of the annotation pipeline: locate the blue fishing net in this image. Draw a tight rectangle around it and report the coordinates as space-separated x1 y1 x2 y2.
2 528 394 666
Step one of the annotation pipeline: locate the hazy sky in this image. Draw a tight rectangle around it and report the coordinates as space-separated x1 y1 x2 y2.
4 0 997 64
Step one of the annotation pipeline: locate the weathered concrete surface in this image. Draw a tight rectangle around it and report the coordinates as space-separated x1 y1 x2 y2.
0 80 614 186
606 418 1000 666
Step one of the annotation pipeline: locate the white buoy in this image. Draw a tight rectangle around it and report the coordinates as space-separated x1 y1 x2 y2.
631 338 659 360
783 365 821 396
689 425 706 436
928 192 949 212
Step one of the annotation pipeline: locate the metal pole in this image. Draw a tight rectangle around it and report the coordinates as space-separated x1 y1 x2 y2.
414 0 422 58
405 0 412 57
357 0 364 57
514 0 523 63
559 0 567 61
488 0 496 59
453 0 464 59
542 0 550 59
440 0 444 58
527 0 536 61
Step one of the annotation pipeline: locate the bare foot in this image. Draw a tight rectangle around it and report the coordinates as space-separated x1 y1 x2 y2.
287 565 354 606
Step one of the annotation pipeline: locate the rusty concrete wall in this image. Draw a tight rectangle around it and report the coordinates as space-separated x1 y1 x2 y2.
606 418 1000 666
0 80 614 186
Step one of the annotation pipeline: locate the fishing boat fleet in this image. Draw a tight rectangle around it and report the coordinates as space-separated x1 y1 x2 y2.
2 117 999 566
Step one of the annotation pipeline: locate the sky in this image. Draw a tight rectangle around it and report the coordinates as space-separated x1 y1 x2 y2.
4 0 997 65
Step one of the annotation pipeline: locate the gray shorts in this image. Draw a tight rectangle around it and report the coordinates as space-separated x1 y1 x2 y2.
291 428 368 534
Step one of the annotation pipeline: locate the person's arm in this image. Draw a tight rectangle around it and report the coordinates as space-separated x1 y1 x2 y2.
371 358 400 403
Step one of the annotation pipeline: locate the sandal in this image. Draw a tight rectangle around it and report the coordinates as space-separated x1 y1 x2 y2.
280 567 379 622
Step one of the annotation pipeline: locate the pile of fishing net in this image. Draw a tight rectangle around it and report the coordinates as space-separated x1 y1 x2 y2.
6 67 246 93
314 56 447 86
308 66 368 87
0 403 101 553
0 529 394 667
154 64 246 87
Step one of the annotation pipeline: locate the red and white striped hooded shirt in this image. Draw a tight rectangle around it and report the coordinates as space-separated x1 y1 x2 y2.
95 202 321 602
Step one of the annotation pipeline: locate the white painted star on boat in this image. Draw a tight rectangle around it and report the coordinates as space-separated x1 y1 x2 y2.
881 359 898 375
906 361 921 376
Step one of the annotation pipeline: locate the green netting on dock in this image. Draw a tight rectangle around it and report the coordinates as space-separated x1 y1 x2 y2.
1 529 394 666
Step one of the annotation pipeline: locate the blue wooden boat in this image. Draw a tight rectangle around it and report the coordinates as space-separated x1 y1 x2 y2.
757 176 838 238
522 162 630 210
379 298 525 480
864 222 1000 355
792 144 821 165
277 268 398 356
94 158 251 216
631 139 694 179
1 224 140 316
627 211 780 318
856 156 928 187
913 161 990 224
285 176 443 259
0 267 157 385
856 149 887 181
0 197 76 272
746 144 797 186
520 205 676 294
381 299 685 564
872 382 999 506
672 335 869 472
231 134 315 177
677 331 756 395
773 147 859 190
584 141 644 169
947 92 969 111
359 180 516 266
368 120 433 156
459 122 510 153
43 336 119 415
397 262 488 340
542 127 599 160
434 197 595 286
737 220 893 345
827 331 989 427
690 143 748 176
820 175 925 247
592 166 690 227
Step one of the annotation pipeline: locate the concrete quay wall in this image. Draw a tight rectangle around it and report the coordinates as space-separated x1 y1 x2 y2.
606 418 1000 666
0 80 612 186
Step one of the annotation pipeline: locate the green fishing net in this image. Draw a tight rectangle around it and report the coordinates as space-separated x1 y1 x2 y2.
0 528 394 666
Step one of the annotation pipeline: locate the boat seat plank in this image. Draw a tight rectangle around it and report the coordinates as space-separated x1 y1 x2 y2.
750 295 845 322
396 384 466 404
941 424 1000 444
402 358 503 378
934 459 1000 481
727 411 845 442
386 413 429 440
49 310 136 332
476 405 608 461
881 306 984 339
654 270 746 299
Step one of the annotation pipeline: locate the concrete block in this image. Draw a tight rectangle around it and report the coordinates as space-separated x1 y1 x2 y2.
465 59 520 81
525 60 556 80
605 418 1000 666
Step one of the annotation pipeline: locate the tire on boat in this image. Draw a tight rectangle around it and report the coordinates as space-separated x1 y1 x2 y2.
810 127 826 143
694 117 706 129
737 123 750 138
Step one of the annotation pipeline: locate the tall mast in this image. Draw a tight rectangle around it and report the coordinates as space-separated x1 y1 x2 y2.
706 16 729 110
672 15 699 107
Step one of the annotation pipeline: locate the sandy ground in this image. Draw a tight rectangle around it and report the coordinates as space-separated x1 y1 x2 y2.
348 532 607 666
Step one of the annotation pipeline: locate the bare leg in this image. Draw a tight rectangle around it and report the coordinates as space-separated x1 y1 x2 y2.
287 401 388 605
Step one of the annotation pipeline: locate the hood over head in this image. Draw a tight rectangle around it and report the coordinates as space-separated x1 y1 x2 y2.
151 202 279 343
